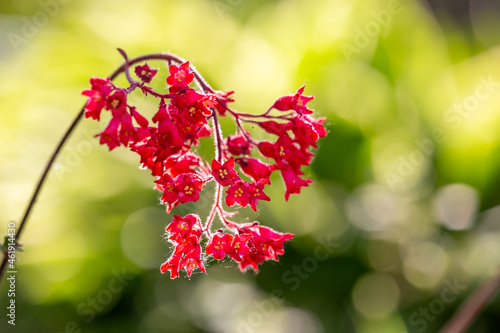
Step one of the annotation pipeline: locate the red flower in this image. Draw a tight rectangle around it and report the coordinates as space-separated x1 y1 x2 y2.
106 90 128 116
197 125 212 138
172 89 213 125
211 158 239 186
234 223 294 272
160 253 181 279
82 52 326 279
258 120 289 136
152 105 185 157
280 165 313 201
236 157 274 182
167 61 194 88
226 135 252 155
247 179 271 211
225 180 251 209
155 176 180 212
118 113 139 146
134 63 158 83
161 236 205 279
290 115 327 149
164 153 201 178
228 234 251 262
97 116 121 150
206 231 234 260
225 180 270 212
166 214 201 241
179 244 206 277
257 141 276 159
275 134 313 171
131 107 149 128
174 173 204 204
82 77 112 121
161 215 205 279
272 86 314 115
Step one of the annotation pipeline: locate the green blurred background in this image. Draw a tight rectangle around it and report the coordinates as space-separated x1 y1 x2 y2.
1 0 500 332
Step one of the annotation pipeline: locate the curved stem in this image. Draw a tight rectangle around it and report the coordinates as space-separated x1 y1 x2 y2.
440 267 500 333
0 51 213 286
0 104 85 284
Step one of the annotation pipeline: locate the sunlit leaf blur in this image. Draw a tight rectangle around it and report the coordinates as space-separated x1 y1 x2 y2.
1 0 500 332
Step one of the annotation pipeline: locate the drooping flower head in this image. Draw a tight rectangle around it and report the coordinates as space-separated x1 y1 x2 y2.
82 52 326 279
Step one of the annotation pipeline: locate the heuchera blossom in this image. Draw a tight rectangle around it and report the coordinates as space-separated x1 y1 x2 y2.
134 63 158 83
83 52 327 279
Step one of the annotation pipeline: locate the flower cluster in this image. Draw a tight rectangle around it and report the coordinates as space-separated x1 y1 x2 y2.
160 214 205 278
82 51 326 279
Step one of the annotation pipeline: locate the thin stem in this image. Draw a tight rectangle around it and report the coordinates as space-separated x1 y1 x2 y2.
0 51 214 286
109 52 215 94
212 110 224 163
0 104 85 284
440 267 500 333
205 183 223 233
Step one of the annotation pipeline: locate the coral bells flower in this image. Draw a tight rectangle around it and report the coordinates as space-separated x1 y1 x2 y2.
236 157 273 182
206 231 234 260
272 85 314 115
161 215 205 279
167 61 194 88
134 63 157 83
226 134 252 155
97 116 121 150
166 214 201 242
83 50 326 279
211 158 239 186
208 221 294 272
82 77 112 120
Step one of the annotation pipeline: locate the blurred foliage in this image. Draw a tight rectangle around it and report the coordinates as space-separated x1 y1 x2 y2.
1 0 500 332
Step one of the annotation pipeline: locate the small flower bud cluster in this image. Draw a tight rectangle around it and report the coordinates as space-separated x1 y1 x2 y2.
82 52 326 278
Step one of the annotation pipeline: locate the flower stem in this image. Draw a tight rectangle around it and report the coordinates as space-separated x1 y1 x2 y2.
440 267 500 333
0 103 85 284
205 183 223 233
